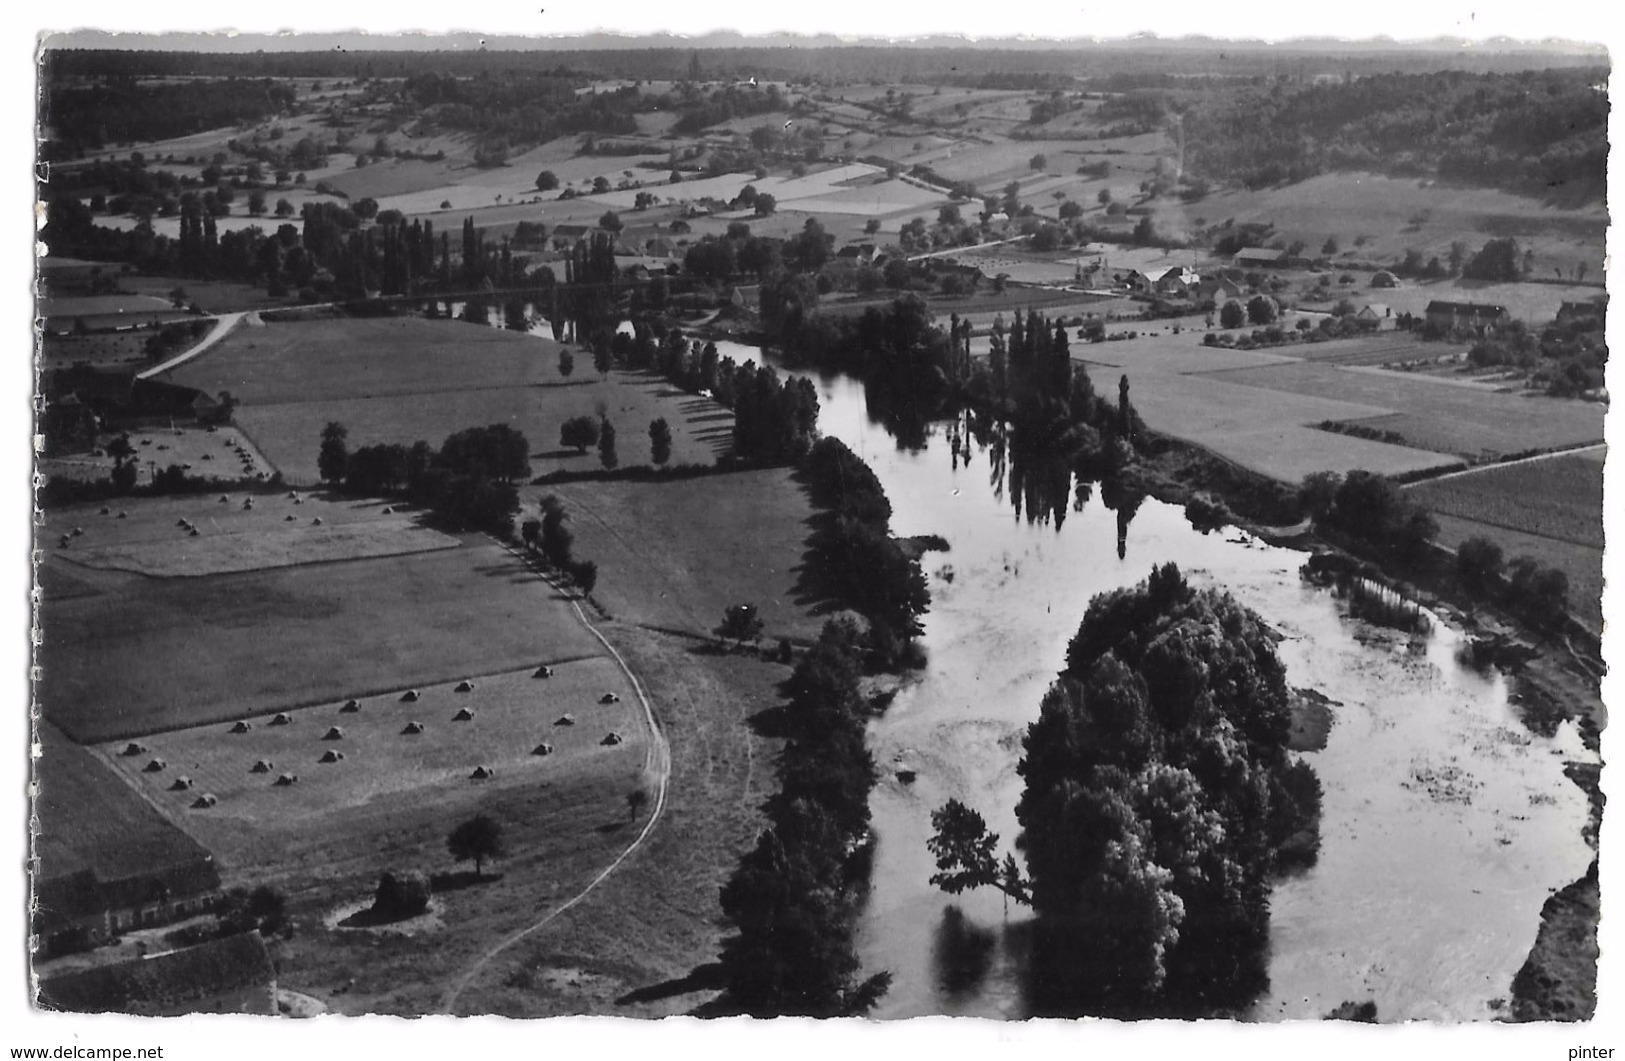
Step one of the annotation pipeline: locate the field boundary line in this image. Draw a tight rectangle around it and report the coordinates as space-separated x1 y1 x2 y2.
1399 442 1607 488
438 541 671 1015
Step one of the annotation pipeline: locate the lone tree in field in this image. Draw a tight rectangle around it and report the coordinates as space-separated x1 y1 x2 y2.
1219 299 1246 329
535 170 560 192
561 416 600 454
627 787 650 822
598 418 618 470
648 418 673 465
558 348 574 377
318 422 349 484
715 603 765 651
447 813 507 878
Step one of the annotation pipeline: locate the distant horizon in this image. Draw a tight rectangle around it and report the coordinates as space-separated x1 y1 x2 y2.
37 29 1611 55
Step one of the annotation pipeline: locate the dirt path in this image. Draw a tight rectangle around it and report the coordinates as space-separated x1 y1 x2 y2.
1398 442 1606 488
437 542 672 1015
136 311 249 380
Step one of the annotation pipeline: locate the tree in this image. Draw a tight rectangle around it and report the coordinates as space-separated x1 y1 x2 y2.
1132 215 1158 246
649 418 673 465
592 176 611 195
1456 536 1504 597
598 418 618 469
558 349 574 377
274 198 294 218
570 558 598 595
447 814 507 878
754 194 777 217
247 190 266 216
627 788 650 822
561 415 600 454
599 210 624 233
1321 236 1340 256
715 603 765 650
1246 295 1278 326
1030 154 1048 171
864 218 881 235
318 421 349 484
1219 299 1245 329
1463 238 1521 282
535 170 560 192
1097 188 1112 205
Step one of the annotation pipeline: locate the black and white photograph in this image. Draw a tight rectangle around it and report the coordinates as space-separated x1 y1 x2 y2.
15 3 1617 1056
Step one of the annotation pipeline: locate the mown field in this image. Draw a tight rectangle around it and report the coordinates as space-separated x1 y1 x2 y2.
548 467 826 644
100 659 640 827
165 316 735 484
39 499 602 742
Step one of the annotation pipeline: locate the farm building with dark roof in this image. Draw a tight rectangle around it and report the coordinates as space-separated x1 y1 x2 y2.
1425 300 1510 331
36 931 276 1016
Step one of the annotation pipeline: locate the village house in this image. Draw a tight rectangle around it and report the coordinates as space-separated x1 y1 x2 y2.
549 223 592 251
1425 300 1511 333
1132 265 1201 298
1197 275 1246 304
1355 303 1394 330
35 854 223 954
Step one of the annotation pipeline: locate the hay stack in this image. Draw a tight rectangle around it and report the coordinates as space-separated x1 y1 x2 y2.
322 726 344 740
191 794 218 809
469 766 493 780
400 690 420 703
532 742 554 756
454 680 475 693
555 714 575 726
600 732 624 746
340 699 361 713
273 773 298 786
229 720 251 734
271 712 293 726
120 742 146 757
143 759 166 773
401 721 424 735
452 707 475 722
251 760 273 774
533 665 554 679
318 749 345 764
169 777 193 791
599 692 621 704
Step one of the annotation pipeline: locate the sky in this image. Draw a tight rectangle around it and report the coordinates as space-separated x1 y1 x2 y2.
8 2 1621 1060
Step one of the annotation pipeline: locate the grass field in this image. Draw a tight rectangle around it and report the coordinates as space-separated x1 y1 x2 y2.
41 423 273 483
547 467 827 644
1198 360 1607 460
98 660 641 825
39 501 604 743
164 316 736 485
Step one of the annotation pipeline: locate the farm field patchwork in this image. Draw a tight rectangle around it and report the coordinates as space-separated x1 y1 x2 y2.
38 504 604 743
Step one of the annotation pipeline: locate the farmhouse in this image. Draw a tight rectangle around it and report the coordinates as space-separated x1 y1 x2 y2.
36 931 276 1016
1233 247 1287 268
1133 265 1201 297
1198 275 1245 303
34 854 222 953
1425 300 1511 332
550 224 593 250
1356 304 1394 330
1556 298 1606 328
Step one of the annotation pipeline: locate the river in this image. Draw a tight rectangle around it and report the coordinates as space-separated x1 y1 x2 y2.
465 306 1595 1021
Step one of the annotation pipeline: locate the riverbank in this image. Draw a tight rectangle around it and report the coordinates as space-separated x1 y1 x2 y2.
1134 426 1604 1022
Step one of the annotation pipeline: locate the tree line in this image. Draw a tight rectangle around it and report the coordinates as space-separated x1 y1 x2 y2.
716 617 889 1016
927 564 1321 1015
318 421 527 537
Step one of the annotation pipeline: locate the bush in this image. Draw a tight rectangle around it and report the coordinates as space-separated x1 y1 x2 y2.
1455 536 1504 597
373 869 431 918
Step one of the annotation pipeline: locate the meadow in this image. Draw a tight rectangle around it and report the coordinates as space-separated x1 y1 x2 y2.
1406 455 1606 549
165 316 735 485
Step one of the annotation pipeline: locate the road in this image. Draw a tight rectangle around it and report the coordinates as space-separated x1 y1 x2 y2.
135 311 250 380
437 541 671 1015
